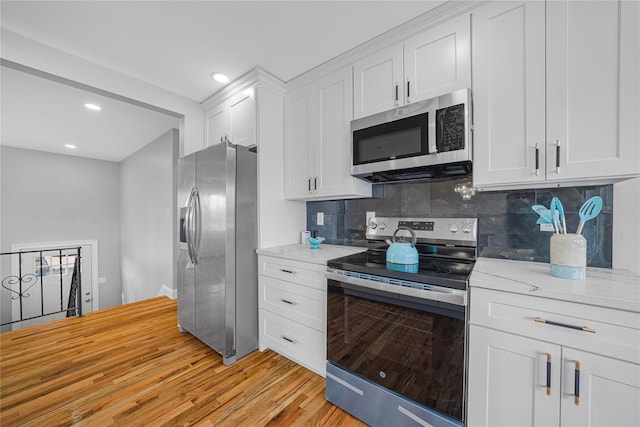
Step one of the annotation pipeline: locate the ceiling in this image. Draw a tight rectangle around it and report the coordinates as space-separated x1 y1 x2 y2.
0 1 446 162
1 66 181 162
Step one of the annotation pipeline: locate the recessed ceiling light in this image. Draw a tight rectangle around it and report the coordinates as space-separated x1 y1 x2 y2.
84 103 101 111
65 144 77 149
211 73 230 83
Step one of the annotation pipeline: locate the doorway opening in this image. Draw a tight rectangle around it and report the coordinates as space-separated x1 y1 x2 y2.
9 240 99 329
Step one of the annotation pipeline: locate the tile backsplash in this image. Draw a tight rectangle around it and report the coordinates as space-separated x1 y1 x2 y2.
306 179 613 268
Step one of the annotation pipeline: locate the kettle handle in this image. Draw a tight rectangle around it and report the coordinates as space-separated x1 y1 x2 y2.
392 226 417 246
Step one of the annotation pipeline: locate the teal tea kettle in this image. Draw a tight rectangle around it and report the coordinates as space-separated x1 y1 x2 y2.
386 226 419 265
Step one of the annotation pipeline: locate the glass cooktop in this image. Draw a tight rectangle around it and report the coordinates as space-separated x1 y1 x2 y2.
327 249 474 291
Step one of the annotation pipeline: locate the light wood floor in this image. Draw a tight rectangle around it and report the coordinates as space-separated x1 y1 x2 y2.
0 296 367 426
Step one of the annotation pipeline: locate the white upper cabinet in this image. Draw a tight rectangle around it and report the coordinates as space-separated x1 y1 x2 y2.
473 0 640 190
546 0 639 182
284 67 371 201
205 90 255 148
284 85 314 199
403 13 471 104
471 1 546 187
205 104 228 147
353 45 404 119
228 90 255 147
353 14 471 119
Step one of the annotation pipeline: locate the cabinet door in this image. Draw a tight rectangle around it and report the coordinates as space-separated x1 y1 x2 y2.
467 325 561 427
404 14 471 104
315 66 356 198
228 91 255 147
205 106 228 147
561 348 640 427
284 84 314 199
546 0 640 181
353 44 404 119
472 1 546 188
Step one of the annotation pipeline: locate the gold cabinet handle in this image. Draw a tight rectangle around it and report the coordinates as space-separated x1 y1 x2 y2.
573 360 581 405
546 353 552 395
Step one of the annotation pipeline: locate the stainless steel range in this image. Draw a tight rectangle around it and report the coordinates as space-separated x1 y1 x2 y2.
325 217 477 427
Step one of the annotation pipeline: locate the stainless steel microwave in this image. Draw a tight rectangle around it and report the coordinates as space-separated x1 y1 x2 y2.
351 88 472 183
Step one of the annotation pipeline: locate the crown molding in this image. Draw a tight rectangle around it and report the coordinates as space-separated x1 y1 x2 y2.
201 67 285 109
286 0 485 90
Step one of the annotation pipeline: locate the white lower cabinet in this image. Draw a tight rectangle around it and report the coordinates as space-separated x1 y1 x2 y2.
560 348 640 427
467 288 640 427
258 255 327 376
468 325 561 426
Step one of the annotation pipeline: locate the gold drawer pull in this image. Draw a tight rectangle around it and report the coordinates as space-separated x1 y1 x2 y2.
534 317 596 334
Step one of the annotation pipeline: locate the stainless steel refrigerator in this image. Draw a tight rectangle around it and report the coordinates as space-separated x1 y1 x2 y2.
177 140 258 365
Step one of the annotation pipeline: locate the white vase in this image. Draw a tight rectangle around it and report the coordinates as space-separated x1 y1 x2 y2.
550 233 587 280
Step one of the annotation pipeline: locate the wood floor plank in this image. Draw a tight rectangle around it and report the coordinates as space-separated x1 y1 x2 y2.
0 296 367 426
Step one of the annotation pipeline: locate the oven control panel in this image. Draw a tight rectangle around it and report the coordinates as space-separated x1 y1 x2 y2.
398 220 434 231
366 217 477 245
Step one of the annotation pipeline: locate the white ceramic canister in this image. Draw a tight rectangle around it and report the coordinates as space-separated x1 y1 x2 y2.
301 230 311 244
549 233 587 280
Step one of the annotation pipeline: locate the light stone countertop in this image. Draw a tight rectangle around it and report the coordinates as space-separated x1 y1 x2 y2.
256 243 367 266
471 257 640 313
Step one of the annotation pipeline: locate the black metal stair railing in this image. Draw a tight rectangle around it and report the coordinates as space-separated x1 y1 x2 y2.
0 246 83 327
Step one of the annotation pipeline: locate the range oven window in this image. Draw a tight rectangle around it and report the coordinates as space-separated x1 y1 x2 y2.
352 112 428 165
327 279 465 422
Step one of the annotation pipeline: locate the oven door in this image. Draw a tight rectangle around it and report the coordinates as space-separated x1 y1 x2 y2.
326 273 466 424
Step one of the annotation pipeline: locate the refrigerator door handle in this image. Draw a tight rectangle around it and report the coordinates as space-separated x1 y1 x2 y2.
185 187 197 265
184 187 192 263
192 187 201 264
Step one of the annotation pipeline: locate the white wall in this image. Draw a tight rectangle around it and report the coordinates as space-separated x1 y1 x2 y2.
0 146 122 327
120 129 178 302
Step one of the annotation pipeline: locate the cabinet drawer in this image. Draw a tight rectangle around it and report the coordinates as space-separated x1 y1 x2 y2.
259 275 325 331
259 309 326 376
259 255 326 290
470 288 640 363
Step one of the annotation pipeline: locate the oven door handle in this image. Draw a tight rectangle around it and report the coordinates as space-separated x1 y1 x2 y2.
326 269 467 307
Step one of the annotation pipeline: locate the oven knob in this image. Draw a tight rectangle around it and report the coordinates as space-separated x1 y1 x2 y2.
462 223 473 234
369 221 377 230
378 222 387 230
449 223 459 233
